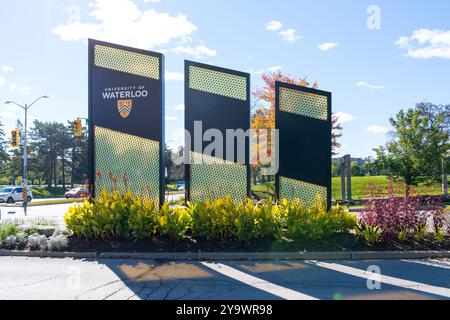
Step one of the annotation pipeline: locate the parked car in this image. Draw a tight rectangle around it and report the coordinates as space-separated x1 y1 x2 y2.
0 187 33 204
65 187 90 199
177 181 185 191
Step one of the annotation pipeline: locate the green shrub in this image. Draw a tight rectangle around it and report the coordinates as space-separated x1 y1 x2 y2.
434 228 446 242
358 225 381 246
65 189 159 239
65 191 358 243
0 224 18 244
28 233 48 250
128 198 159 240
158 203 190 239
47 235 69 251
4 235 17 249
280 198 356 241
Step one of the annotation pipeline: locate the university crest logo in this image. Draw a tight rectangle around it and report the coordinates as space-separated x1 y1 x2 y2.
117 100 133 119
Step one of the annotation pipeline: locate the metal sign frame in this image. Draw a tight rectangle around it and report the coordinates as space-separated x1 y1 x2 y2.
184 60 251 203
275 81 332 209
88 39 165 206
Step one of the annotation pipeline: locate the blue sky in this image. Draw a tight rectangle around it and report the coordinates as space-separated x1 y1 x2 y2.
1 0 450 158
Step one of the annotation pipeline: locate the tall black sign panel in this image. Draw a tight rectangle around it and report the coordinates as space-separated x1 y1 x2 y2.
185 61 250 203
275 82 332 209
88 39 165 206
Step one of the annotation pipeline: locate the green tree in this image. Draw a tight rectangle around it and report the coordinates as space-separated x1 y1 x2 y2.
69 121 88 187
351 163 363 177
30 121 71 188
375 108 449 194
0 119 9 176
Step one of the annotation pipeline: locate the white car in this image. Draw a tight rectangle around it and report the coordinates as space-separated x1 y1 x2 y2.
0 187 33 204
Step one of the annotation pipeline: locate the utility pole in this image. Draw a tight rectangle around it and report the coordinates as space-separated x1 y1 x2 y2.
5 96 49 215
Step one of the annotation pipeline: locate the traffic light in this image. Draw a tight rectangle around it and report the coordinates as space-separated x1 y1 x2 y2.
74 118 83 137
11 129 19 148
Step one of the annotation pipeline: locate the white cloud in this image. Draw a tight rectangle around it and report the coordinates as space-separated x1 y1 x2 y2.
266 21 301 44
1 66 14 73
165 71 184 81
266 21 283 32
253 66 281 75
0 76 5 86
278 29 301 43
396 29 450 59
51 0 200 51
356 81 385 90
171 44 216 58
367 125 389 135
165 115 178 121
144 0 160 3
318 42 339 52
334 111 356 123
9 84 33 95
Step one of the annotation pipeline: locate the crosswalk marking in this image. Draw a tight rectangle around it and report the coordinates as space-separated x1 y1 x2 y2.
308 261 450 299
201 262 318 300
402 259 450 270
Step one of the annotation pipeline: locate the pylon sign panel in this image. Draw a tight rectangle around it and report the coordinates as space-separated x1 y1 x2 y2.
275 82 332 209
185 61 251 203
88 39 165 206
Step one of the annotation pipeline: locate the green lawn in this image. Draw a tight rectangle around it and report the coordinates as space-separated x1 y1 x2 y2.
252 176 446 200
30 187 69 199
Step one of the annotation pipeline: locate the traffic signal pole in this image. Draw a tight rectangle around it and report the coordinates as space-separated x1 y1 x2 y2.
5 96 49 216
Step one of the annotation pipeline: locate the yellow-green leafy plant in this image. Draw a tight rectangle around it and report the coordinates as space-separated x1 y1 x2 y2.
231 199 257 242
434 228 446 242
398 230 408 241
253 198 282 239
414 225 428 241
65 190 359 243
158 203 191 240
128 197 159 240
65 189 159 239
358 225 381 246
280 196 355 241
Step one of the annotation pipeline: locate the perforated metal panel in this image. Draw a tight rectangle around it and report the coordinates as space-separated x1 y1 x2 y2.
189 65 247 101
94 126 160 207
275 82 332 209
189 152 248 203
280 176 327 208
279 87 328 121
94 45 160 80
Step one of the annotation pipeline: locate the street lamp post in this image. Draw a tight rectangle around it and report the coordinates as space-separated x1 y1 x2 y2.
4 96 49 214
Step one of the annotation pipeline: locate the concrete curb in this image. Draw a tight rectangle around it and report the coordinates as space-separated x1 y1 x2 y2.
1 249 450 261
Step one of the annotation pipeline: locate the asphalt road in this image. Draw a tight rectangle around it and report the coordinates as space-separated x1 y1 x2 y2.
0 257 449 300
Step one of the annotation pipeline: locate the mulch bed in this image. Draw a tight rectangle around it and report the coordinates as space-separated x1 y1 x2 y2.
66 234 450 253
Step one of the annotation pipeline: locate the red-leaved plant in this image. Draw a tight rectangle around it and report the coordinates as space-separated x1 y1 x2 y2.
360 181 446 241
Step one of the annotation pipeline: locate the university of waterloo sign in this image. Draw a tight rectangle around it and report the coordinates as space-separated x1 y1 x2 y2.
88 39 331 208
101 86 149 119
88 39 165 206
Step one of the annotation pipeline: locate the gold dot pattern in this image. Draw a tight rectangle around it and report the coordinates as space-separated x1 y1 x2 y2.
94 126 160 207
280 176 327 208
94 45 160 80
189 65 247 101
190 152 248 203
279 87 328 121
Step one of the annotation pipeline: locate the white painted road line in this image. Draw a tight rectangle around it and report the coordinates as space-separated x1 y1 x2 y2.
308 261 450 299
201 262 318 300
402 259 450 270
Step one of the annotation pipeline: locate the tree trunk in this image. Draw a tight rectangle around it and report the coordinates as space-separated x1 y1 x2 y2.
61 155 66 189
